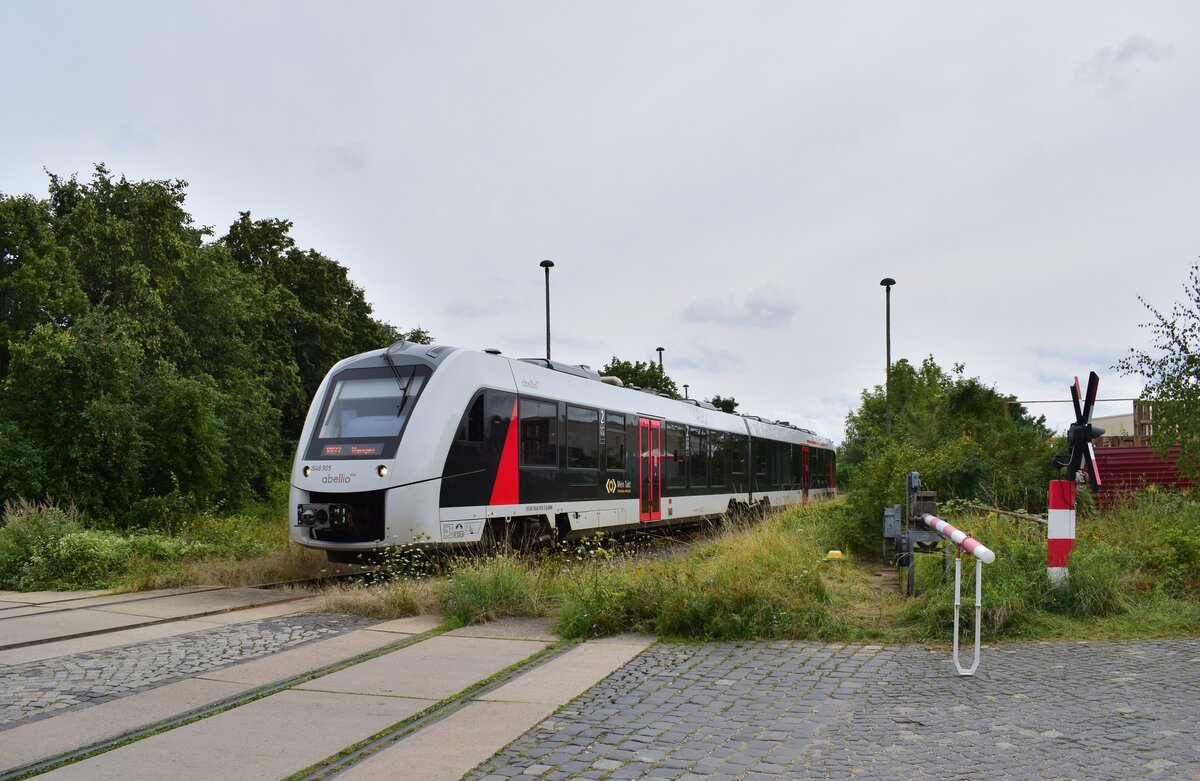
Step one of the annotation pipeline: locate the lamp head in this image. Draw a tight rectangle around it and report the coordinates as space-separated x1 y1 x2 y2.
880 277 896 287
540 259 555 269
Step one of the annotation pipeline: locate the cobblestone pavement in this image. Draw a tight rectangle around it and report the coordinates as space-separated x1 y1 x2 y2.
0 613 373 730
471 638 1200 781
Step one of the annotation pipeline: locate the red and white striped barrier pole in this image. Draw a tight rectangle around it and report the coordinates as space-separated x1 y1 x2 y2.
1047 480 1076 586
921 514 996 563
921 513 993 676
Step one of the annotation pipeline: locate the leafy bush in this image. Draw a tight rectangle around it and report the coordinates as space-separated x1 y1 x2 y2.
839 357 1056 551
0 499 85 589
0 493 290 590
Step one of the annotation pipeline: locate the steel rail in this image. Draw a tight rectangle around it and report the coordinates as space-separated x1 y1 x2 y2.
287 640 581 781
0 571 372 651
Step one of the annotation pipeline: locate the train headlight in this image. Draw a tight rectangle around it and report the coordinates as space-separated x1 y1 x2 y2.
377 465 388 477
303 466 311 477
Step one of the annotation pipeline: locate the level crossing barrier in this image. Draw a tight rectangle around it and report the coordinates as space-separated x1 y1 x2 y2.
922 513 993 676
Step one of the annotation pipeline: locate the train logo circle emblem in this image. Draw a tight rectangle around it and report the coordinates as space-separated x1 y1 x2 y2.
605 478 617 494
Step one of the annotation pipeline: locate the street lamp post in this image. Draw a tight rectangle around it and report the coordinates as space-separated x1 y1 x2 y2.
656 346 664 372
880 277 896 412
540 260 555 361
683 383 689 399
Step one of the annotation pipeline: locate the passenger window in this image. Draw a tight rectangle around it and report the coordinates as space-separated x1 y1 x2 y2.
520 398 558 467
728 435 746 476
710 432 727 487
665 423 687 488
606 412 626 471
688 428 708 488
566 406 600 469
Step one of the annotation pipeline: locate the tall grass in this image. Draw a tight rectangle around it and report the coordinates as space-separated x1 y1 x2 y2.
444 555 548 625
896 490 1198 640
381 494 1196 643
4 489 1196 645
0 481 336 591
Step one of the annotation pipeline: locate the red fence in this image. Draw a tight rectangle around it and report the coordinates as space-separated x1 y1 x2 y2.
1092 446 1194 507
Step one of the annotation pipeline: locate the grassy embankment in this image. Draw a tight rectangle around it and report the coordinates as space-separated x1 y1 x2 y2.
2 488 1197 643
318 490 1199 643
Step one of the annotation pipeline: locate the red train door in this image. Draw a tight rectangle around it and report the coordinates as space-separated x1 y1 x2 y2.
801 445 811 504
639 418 662 522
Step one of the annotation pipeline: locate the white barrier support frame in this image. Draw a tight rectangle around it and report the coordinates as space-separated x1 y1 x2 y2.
953 557 982 676
922 513 992 676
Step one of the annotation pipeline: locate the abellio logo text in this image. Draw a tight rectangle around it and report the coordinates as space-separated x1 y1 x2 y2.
322 473 357 484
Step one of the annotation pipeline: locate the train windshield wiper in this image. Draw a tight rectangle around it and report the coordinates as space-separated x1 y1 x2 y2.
382 351 417 417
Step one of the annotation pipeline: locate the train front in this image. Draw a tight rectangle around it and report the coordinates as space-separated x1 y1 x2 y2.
289 344 445 562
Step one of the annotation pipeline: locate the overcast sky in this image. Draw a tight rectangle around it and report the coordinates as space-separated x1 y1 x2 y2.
2 2 1196 443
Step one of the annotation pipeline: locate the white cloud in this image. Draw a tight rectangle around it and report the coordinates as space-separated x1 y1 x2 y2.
1075 34 1175 95
680 287 797 329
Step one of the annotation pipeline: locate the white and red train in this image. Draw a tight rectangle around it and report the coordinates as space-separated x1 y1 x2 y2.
290 341 836 562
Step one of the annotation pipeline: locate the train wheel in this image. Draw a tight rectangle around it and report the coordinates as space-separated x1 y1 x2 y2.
513 518 554 552
478 520 502 555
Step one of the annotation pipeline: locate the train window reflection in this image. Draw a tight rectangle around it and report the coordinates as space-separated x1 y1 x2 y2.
566 406 600 469
317 375 426 439
520 398 558 467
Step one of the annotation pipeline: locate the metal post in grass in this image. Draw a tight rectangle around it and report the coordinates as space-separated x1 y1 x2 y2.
1048 372 1105 585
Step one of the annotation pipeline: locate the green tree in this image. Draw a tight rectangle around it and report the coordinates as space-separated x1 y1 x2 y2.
1117 259 1200 480
599 356 679 397
1 310 146 516
46 166 206 364
839 356 1056 550
0 166 427 524
707 395 739 413
220 212 420 441
0 194 88 374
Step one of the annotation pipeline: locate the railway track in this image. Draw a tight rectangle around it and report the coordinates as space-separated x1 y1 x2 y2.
0 619 588 781
0 508 753 656
0 571 373 652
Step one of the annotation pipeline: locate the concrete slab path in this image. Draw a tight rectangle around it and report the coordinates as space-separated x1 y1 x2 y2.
0 621 405 771
338 634 654 781
36 618 562 781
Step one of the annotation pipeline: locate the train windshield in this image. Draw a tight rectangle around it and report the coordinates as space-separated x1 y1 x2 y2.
305 365 432 460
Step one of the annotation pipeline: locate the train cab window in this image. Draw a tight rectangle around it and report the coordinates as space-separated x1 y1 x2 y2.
455 394 485 444
710 432 727 488
306 364 432 460
665 423 686 488
520 398 558 467
605 413 626 471
687 428 708 488
566 406 600 470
